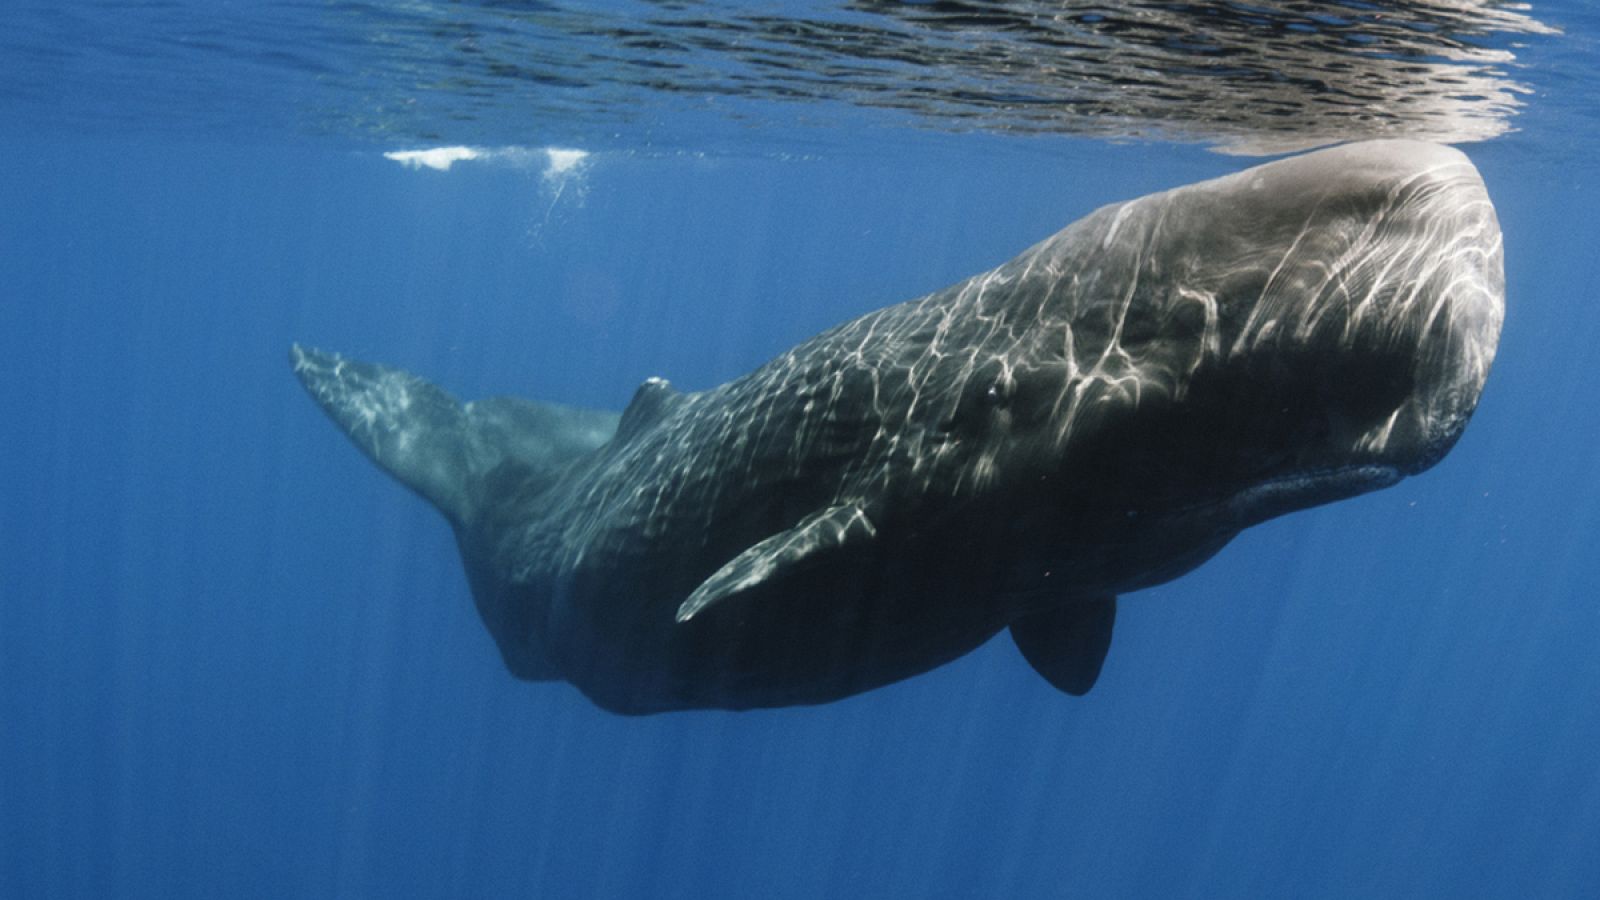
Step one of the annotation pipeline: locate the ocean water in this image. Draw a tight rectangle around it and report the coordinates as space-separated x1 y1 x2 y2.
4 2 1600 897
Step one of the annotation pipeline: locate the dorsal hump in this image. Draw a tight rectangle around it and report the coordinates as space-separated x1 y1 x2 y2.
614 376 684 443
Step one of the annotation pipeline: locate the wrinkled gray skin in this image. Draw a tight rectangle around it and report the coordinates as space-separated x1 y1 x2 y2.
293 140 1503 714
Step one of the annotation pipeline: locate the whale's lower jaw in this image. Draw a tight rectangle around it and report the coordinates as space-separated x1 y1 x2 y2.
1203 406 1480 531
1213 464 1403 530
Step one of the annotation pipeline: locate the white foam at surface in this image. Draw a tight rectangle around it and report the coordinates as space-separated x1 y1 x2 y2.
383 146 481 171
382 145 592 180
544 148 588 176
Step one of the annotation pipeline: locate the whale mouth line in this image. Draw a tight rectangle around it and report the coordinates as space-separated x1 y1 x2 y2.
1167 463 1403 529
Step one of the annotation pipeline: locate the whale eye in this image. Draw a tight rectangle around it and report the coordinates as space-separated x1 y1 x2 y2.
937 371 1006 433
972 376 1015 422
984 380 1007 407
989 371 1018 406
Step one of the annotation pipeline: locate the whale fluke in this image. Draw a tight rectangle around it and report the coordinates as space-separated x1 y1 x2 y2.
290 344 620 526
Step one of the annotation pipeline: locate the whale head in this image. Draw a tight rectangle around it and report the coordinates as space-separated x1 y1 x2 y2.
924 140 1503 588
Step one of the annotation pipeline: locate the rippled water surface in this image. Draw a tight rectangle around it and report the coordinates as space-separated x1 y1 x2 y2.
3 1 1576 151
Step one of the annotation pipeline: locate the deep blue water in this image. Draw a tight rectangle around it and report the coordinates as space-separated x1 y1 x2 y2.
4 3 1600 898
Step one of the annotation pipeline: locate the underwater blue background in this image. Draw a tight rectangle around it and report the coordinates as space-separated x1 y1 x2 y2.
4 3 1600 897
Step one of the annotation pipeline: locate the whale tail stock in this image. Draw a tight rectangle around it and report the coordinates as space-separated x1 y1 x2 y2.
289 344 620 527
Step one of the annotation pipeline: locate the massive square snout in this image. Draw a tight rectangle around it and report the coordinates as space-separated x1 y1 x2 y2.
1220 140 1504 475
1054 140 1504 531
